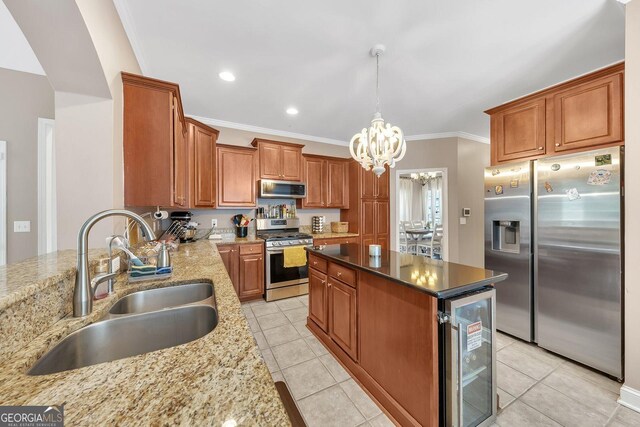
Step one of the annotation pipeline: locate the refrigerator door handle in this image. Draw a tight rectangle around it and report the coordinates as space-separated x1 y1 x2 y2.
456 322 464 427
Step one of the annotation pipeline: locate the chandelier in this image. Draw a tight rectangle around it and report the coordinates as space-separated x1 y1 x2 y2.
349 45 406 177
410 172 436 186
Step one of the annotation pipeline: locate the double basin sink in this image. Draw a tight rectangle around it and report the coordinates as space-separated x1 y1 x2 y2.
28 282 218 376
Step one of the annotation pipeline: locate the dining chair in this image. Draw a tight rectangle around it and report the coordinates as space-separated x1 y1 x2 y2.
417 225 443 258
399 221 418 254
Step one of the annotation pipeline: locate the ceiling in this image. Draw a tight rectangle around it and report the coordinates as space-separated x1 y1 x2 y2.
115 0 625 144
0 0 45 75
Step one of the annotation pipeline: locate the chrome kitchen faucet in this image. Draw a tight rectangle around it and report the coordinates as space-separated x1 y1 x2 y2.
73 209 156 317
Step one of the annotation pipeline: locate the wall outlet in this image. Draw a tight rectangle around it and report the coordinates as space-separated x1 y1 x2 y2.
14 221 31 233
211 219 218 228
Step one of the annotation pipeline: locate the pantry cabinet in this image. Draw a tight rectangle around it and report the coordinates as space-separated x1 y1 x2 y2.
487 62 624 165
299 155 349 209
122 72 188 207
251 138 304 181
340 161 390 256
216 144 258 207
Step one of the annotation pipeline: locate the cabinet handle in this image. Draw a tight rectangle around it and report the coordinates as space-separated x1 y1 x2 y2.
321 280 326 285
555 143 560 147
313 261 318 265
538 146 544 150
337 271 342 277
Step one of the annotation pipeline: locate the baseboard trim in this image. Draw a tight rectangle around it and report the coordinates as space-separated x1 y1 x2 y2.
619 385 640 413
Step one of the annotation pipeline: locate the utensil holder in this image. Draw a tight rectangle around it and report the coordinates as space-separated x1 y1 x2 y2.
236 226 248 238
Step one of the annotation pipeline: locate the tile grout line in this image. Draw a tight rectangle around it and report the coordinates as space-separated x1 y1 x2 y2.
250 310 382 424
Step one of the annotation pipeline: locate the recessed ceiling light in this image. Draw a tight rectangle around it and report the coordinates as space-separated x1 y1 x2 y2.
286 107 299 115
218 71 235 82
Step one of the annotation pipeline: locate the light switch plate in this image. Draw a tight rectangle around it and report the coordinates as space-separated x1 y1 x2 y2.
14 221 31 233
459 217 467 225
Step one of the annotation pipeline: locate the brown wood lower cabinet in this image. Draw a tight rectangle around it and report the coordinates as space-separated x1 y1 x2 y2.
239 252 264 300
328 278 358 361
307 258 438 427
218 243 264 301
308 268 328 332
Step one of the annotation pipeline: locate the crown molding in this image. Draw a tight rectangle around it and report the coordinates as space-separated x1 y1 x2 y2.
406 131 490 144
113 0 148 74
187 115 350 146
188 114 490 146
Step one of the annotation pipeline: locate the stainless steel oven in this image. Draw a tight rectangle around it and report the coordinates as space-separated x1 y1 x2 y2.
256 218 313 301
265 241 312 301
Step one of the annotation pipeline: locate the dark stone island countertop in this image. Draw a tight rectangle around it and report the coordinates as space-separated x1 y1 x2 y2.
307 243 507 299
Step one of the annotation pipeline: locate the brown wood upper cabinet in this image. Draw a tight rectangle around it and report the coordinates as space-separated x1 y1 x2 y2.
486 62 624 165
185 118 218 208
251 138 303 181
122 72 188 207
216 144 258 207
299 154 349 209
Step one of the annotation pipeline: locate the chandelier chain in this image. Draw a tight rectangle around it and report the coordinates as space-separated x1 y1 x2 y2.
375 53 380 114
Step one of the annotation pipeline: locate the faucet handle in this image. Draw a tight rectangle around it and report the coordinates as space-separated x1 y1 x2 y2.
91 272 118 299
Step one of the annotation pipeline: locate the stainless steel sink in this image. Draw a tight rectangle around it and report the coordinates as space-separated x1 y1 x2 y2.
108 282 214 316
28 305 218 376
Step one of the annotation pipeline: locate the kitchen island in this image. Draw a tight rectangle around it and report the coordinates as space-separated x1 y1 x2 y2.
306 244 507 427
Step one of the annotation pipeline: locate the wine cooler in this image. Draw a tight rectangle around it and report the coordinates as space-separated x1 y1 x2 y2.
442 288 497 427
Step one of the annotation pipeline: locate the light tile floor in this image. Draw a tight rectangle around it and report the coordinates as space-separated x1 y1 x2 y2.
242 297 640 427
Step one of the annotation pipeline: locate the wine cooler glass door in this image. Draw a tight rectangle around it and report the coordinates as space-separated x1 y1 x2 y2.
446 289 497 427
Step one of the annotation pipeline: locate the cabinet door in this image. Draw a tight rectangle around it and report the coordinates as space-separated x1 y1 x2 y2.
361 200 376 236
552 72 623 153
374 166 389 199
493 98 546 163
302 157 326 208
362 168 376 198
309 268 328 332
217 146 257 207
192 125 216 207
239 253 264 300
281 146 302 181
329 279 358 360
259 143 282 180
173 97 188 207
375 200 390 250
218 245 239 293
327 160 347 208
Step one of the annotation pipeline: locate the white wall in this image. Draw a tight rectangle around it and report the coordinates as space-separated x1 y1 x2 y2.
0 68 54 263
621 0 640 411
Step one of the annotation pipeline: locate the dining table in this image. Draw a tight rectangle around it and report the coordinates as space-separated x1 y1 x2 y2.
404 228 433 240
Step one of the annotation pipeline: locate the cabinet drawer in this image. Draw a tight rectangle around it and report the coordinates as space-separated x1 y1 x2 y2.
309 254 327 273
314 237 357 246
239 243 264 255
328 263 356 288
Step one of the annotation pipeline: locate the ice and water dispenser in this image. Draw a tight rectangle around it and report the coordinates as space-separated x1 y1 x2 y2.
492 221 520 253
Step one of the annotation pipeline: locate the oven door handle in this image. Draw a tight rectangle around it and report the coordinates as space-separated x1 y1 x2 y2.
266 246 312 255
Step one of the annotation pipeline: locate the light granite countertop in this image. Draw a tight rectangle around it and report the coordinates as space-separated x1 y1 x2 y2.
0 240 289 426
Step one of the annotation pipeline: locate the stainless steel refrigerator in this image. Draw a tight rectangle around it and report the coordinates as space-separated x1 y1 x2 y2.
484 146 623 378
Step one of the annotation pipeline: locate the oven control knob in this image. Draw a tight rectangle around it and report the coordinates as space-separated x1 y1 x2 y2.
272 242 280 246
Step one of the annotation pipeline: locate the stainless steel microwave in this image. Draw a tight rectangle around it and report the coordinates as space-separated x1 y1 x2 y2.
259 179 307 199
